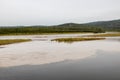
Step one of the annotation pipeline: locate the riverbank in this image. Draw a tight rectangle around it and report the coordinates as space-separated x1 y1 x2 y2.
87 33 120 37
0 32 92 36
0 39 31 45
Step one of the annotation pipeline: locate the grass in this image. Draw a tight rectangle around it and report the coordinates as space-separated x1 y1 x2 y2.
51 37 105 43
88 33 120 37
0 32 91 36
0 39 32 45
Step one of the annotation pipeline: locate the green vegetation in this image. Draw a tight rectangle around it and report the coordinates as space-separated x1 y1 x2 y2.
0 24 105 35
51 37 105 43
88 33 120 37
0 39 31 45
0 19 120 35
86 19 120 32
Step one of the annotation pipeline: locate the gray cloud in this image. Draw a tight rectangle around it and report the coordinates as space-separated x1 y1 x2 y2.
0 0 120 26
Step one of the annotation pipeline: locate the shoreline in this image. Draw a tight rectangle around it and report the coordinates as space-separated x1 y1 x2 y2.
0 39 32 45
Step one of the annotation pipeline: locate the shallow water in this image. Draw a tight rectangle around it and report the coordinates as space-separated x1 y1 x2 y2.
0 34 120 80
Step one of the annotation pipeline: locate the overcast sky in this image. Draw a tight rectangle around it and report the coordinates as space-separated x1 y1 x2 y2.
0 0 120 26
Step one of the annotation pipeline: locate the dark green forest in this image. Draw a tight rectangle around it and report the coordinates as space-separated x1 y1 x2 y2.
0 24 105 35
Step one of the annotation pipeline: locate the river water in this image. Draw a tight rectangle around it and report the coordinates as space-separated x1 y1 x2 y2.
0 34 120 80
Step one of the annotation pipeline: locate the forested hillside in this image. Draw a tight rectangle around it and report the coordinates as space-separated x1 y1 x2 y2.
86 19 120 31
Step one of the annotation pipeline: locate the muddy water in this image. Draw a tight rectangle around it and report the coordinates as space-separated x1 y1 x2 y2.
0 34 120 80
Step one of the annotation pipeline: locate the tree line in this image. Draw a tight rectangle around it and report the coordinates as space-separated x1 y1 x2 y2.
0 24 105 35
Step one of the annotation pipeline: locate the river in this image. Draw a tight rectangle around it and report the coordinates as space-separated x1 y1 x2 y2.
0 33 120 80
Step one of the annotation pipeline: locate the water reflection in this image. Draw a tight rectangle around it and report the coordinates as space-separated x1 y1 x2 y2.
106 37 120 42
0 47 4 48
0 50 120 80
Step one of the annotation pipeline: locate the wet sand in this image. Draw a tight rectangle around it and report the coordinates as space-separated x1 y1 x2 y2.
0 38 119 67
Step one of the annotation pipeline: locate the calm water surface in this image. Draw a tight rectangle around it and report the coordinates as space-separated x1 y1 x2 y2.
0 34 120 80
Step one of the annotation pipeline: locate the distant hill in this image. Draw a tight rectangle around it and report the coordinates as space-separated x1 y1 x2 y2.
53 19 120 31
0 19 120 35
52 19 120 31
85 19 120 31
0 23 105 35
56 23 81 27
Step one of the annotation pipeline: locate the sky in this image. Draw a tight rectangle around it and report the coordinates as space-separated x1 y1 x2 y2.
0 0 120 26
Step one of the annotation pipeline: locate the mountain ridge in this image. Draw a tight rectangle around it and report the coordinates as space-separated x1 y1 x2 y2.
85 19 120 31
